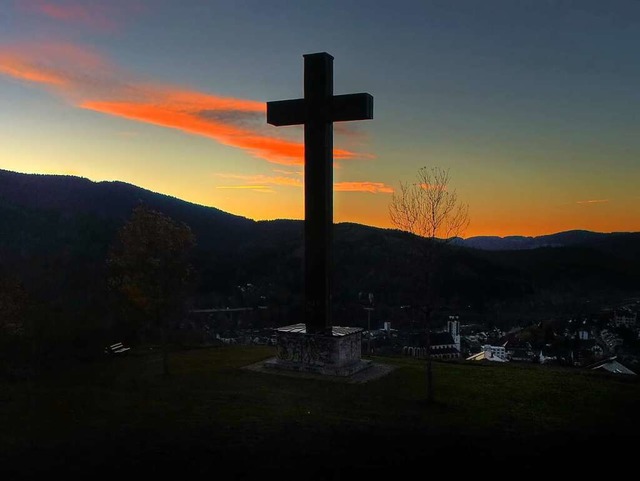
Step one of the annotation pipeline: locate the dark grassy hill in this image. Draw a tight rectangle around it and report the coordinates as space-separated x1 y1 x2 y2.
1 346 638 478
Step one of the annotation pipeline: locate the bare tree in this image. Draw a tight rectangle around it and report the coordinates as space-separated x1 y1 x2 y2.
389 166 469 403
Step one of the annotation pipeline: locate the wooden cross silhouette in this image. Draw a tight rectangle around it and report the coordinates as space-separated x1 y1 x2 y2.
267 52 373 334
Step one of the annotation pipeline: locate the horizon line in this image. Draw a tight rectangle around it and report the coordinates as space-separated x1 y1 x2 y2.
1 167 637 239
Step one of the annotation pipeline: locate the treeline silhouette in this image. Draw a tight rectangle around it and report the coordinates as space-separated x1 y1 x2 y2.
1 169 639 368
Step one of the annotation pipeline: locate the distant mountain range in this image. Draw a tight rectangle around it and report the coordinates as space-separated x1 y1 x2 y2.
457 230 640 251
2 168 636 251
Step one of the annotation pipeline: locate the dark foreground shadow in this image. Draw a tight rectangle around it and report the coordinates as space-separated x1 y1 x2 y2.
2 426 634 480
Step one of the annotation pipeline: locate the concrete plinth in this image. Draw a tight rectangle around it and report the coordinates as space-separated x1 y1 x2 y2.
264 323 372 377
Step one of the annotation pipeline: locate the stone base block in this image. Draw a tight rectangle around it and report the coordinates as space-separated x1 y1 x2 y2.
264 323 372 377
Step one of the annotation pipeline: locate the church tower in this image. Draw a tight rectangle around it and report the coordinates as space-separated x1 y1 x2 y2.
447 316 461 352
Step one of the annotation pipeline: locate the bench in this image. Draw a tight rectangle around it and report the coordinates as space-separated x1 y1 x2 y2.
104 342 131 355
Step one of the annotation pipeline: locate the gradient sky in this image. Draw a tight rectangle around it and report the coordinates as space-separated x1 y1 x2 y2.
1 0 639 237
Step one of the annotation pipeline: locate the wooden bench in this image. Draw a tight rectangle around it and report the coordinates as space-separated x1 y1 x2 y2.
104 342 131 355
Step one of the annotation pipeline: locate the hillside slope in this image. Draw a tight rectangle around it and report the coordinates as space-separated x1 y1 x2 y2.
1 169 639 333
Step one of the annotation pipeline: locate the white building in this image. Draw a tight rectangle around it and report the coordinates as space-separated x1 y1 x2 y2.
447 316 461 353
588 356 636 375
482 344 506 360
466 346 508 362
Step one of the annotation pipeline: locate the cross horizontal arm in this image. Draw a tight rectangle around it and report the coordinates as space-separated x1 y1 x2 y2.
267 99 305 126
331 93 374 122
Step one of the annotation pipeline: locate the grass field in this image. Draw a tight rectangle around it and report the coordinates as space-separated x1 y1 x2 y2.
1 346 638 479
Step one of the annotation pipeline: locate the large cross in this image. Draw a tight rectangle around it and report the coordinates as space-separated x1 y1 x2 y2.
267 52 373 334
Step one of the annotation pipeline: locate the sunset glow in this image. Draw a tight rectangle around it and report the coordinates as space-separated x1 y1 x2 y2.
2 1 639 237
0 40 365 166
334 182 394 194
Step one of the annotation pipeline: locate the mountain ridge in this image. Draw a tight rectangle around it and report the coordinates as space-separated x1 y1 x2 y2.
1 168 639 333
0 168 255 254
3 169 636 250
458 230 639 251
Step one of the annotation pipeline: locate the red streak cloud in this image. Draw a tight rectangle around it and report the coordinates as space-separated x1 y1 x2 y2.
215 174 392 194
0 41 368 165
0 55 67 85
81 100 306 164
334 182 394 194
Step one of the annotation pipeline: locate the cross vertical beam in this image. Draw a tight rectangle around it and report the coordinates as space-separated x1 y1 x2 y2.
267 52 373 336
304 53 333 334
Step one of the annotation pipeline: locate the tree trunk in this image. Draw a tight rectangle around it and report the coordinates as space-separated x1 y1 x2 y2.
28 335 38 411
416 245 437 405
161 325 169 376
157 305 169 377
426 325 434 404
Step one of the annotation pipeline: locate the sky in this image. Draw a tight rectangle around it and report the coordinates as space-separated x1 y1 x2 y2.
1 0 639 237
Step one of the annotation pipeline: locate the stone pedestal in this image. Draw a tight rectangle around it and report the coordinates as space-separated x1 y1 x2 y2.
265 324 372 377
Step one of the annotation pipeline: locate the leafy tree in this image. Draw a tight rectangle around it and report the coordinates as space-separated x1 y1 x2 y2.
389 166 469 403
0 274 29 370
107 205 196 375
0 275 27 339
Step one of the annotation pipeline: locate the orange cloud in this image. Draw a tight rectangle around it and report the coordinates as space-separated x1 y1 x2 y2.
81 100 308 165
156 89 265 113
0 55 67 85
333 182 393 194
576 199 610 204
0 41 108 88
81 99 358 164
0 41 369 165
215 174 391 194
273 169 303 176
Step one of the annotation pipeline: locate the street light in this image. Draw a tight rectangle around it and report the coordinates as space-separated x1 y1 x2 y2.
360 292 375 355
401 304 413 330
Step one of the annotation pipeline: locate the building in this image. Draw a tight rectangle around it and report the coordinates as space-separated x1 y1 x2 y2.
587 356 636 375
613 309 637 328
481 344 507 360
430 332 461 360
600 329 623 351
402 331 460 360
447 316 461 353
538 349 558 364
508 347 535 362
503 339 535 362
466 346 508 362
